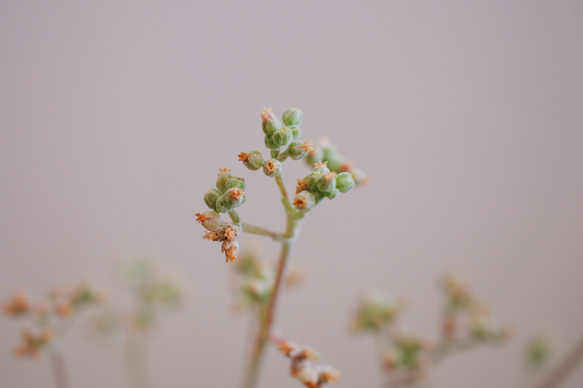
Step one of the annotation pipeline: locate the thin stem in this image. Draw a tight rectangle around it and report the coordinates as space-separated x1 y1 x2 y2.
49 351 71 388
430 338 476 364
241 222 287 242
124 334 154 388
274 174 294 215
242 174 302 388
531 334 583 388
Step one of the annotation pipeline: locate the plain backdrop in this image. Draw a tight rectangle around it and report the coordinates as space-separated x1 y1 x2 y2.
1 1 582 387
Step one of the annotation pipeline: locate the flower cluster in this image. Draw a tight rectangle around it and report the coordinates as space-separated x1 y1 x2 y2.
89 260 184 337
306 137 368 185
198 169 246 263
3 283 106 358
351 273 511 386
277 339 340 388
350 292 408 333
293 161 356 213
440 273 512 342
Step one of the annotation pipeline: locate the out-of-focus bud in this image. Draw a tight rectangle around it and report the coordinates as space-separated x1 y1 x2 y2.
238 151 265 171
282 108 303 126
225 176 246 191
263 159 282 177
224 188 246 208
216 168 232 192
317 172 337 193
525 334 553 370
260 107 282 135
204 188 222 210
335 172 356 193
196 211 222 231
293 190 316 212
272 127 293 148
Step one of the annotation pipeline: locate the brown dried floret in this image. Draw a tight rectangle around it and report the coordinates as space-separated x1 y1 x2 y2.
238 152 250 162
296 179 308 194
293 197 308 210
195 212 210 223
264 160 279 174
228 188 244 201
300 140 315 154
260 107 275 123
3 289 30 316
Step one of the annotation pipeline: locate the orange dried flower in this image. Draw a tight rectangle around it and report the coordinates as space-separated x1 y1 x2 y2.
264 160 278 174
218 168 231 174
296 179 308 194
3 289 30 316
313 161 327 170
238 152 250 162
300 140 315 154
195 212 210 223
293 197 308 209
228 188 244 201
260 107 275 123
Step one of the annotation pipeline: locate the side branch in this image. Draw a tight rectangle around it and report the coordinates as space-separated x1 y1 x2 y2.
532 334 583 388
241 223 287 241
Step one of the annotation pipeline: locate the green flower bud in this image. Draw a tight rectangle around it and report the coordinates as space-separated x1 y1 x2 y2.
317 172 337 193
306 172 321 192
224 187 246 208
263 159 282 177
293 190 316 212
216 168 232 192
272 127 293 148
215 195 231 213
325 188 340 200
289 125 301 139
225 176 246 191
336 172 356 193
260 107 282 135
282 108 302 126
204 188 222 210
239 151 265 171
264 135 279 150
288 141 308 160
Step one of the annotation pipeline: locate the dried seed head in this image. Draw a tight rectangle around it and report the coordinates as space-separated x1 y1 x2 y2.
263 159 282 177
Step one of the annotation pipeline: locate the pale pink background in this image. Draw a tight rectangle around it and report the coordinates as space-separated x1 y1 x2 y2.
1 1 582 387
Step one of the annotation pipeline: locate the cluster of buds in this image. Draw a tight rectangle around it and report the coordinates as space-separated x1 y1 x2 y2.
3 283 106 358
204 168 246 214
382 333 433 383
440 273 511 342
277 339 340 388
238 107 315 179
306 137 368 185
350 292 408 333
293 161 355 213
89 260 184 338
197 168 246 263
231 249 304 311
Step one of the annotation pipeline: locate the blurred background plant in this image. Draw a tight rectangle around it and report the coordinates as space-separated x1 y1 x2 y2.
3 282 106 388
87 259 185 388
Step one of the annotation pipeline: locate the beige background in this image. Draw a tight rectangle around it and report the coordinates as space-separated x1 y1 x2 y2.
1 1 582 387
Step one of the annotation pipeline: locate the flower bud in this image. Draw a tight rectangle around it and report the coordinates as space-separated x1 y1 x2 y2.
224 187 246 208
282 108 303 126
216 168 232 192
225 176 246 191
204 188 222 210
317 172 337 193
306 172 321 192
263 159 282 177
288 141 308 160
293 190 316 212
215 195 231 213
325 188 340 200
289 125 301 139
238 151 265 171
196 211 222 231
272 127 293 148
264 134 279 150
336 172 356 193
260 107 282 135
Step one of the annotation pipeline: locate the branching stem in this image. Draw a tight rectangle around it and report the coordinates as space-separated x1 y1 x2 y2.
242 173 303 388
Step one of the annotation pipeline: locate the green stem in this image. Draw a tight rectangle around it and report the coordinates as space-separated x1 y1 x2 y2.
49 351 71 388
228 210 241 226
242 174 302 388
532 334 583 388
241 223 287 241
